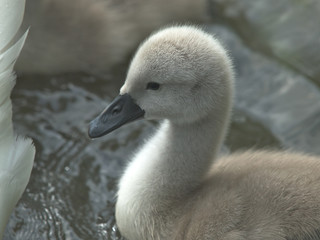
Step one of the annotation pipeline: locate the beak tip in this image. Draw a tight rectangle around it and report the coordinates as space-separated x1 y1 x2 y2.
88 129 101 139
87 129 95 139
87 127 95 140
87 119 100 139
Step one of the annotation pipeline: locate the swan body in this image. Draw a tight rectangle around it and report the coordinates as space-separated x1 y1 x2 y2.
0 0 35 238
16 0 207 75
89 26 320 240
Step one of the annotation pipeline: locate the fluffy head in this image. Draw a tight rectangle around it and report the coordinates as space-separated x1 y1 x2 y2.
120 26 234 124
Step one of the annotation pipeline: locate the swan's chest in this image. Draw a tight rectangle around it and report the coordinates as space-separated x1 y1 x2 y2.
115 190 173 240
115 147 175 239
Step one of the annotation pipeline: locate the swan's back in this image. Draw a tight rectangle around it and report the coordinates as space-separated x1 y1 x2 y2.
175 151 320 240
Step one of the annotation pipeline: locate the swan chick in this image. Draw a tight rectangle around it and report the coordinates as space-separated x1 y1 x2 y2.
89 26 320 240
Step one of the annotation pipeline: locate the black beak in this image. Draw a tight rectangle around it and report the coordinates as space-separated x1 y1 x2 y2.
88 94 145 139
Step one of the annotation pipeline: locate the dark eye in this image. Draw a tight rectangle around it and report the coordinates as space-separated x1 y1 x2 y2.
146 82 160 90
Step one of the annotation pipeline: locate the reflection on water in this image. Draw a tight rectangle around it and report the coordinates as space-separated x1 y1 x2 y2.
4 73 280 239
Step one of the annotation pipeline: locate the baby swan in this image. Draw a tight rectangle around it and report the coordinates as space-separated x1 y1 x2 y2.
89 26 320 240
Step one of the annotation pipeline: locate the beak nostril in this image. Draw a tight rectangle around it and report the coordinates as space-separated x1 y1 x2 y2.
112 105 122 115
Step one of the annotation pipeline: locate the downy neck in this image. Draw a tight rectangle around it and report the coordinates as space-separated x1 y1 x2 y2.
116 91 232 239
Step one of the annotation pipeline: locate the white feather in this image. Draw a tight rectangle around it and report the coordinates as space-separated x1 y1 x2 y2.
0 0 35 238
0 0 25 51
